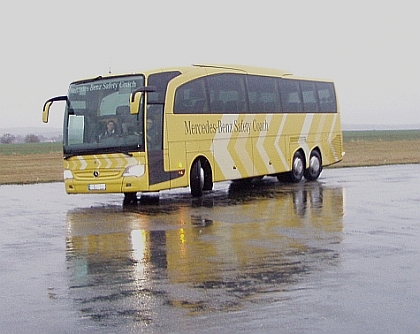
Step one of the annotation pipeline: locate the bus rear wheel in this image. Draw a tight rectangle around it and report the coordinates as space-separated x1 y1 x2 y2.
190 159 205 197
290 151 305 183
305 150 322 181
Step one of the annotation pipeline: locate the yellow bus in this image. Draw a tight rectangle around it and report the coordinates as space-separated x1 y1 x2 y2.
43 64 343 204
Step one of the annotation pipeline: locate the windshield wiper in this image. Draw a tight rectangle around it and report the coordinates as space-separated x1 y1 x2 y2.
64 154 77 160
118 151 133 157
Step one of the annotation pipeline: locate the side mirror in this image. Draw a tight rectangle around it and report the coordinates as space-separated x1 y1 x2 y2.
42 101 52 123
42 96 67 123
129 91 142 115
129 86 156 115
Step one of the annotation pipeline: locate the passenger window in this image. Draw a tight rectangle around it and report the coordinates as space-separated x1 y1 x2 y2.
301 81 319 112
279 79 303 112
207 74 247 113
247 75 281 113
174 78 208 114
317 82 337 112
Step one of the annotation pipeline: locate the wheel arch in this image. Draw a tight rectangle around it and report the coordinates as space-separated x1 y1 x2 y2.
188 154 214 195
188 154 213 178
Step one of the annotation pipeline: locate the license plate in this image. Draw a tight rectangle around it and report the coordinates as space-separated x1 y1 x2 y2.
88 184 106 191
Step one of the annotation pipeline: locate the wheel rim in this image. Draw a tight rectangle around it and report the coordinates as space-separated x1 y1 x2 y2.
309 155 320 176
199 166 204 189
191 160 204 197
292 155 304 180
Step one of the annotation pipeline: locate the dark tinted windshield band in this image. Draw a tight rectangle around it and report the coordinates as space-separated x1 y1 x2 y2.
174 74 337 114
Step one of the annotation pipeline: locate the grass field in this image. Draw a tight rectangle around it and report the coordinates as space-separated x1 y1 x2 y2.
0 130 419 185
343 129 420 142
0 142 62 155
338 129 420 168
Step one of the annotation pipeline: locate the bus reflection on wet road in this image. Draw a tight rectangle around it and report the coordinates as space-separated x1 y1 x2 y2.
1 165 420 333
66 180 344 330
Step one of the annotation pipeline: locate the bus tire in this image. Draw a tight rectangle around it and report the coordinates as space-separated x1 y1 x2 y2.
276 172 289 182
123 192 137 206
305 150 322 181
190 159 204 197
290 151 305 183
202 159 213 191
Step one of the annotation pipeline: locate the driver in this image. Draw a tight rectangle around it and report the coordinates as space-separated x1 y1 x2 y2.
100 120 117 139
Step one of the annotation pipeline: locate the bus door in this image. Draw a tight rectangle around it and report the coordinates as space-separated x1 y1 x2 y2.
146 104 166 186
146 72 181 188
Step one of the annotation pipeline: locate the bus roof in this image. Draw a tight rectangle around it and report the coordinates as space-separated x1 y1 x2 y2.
71 64 294 85
193 64 293 77
137 64 293 77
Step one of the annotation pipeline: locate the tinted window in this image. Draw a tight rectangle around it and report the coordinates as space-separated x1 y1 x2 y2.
174 77 208 114
317 82 337 112
279 79 303 112
301 81 319 112
148 71 181 104
247 76 281 113
207 74 247 113
173 74 337 114
147 105 163 150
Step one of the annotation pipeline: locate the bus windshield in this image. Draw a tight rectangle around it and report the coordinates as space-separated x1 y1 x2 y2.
64 75 145 156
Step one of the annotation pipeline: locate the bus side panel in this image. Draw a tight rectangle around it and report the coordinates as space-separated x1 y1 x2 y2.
165 110 342 187
168 141 188 189
212 114 255 181
319 113 343 166
213 137 242 181
258 114 288 175
250 114 270 176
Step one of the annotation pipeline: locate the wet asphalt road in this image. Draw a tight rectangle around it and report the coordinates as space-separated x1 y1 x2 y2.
0 165 419 334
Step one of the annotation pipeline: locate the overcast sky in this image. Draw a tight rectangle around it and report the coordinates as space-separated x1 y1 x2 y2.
1 0 419 129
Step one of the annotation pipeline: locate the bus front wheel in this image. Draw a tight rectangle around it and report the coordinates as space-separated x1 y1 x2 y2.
190 159 204 197
123 192 138 206
305 150 322 181
202 159 213 191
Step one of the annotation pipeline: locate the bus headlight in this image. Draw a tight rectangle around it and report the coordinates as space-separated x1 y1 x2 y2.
123 164 145 177
63 170 73 179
